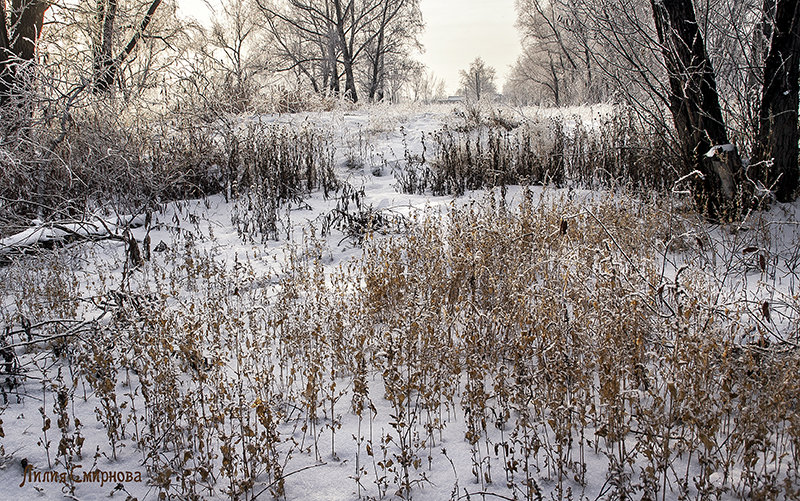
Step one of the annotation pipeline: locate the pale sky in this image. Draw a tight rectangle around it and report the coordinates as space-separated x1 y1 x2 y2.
417 0 521 95
178 0 522 96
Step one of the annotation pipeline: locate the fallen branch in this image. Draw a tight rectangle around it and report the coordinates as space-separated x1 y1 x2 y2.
2 319 97 351
0 214 146 261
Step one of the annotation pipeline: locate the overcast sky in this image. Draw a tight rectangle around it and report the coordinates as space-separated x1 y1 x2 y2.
178 0 522 96
417 0 521 95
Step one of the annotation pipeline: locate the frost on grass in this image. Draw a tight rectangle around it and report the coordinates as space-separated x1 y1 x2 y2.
0 107 799 501
0 185 798 501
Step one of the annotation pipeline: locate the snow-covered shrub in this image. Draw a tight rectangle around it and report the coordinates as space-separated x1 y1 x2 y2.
320 184 406 246
0 102 227 238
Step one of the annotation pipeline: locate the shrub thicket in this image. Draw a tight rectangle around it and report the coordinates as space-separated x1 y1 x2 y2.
395 111 676 196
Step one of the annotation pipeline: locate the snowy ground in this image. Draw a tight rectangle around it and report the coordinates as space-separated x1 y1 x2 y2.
0 103 798 500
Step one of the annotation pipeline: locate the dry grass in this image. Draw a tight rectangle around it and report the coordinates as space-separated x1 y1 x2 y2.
395 111 676 197
1 187 798 500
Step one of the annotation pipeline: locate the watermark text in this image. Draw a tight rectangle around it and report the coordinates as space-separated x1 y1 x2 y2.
20 464 142 488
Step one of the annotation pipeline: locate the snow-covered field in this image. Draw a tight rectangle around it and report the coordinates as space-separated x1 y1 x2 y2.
0 104 798 500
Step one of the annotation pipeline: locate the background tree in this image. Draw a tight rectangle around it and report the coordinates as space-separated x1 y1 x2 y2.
511 0 592 105
361 0 422 102
459 57 497 101
409 67 445 103
261 0 365 100
199 0 271 111
261 0 335 94
261 0 422 102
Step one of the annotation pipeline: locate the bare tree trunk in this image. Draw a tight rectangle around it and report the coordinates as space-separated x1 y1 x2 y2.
375 53 384 101
93 0 118 92
326 28 340 95
650 0 741 217
0 0 49 107
330 66 340 94
0 0 12 105
549 57 560 106
584 46 593 101
328 57 340 95
333 0 358 102
9 0 47 62
754 0 800 202
367 21 386 101
92 0 163 93
368 0 395 102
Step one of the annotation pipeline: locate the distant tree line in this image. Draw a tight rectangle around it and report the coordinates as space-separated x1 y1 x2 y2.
0 0 797 214
0 0 429 118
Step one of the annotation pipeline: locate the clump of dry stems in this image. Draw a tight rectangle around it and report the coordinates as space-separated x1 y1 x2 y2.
0 183 798 500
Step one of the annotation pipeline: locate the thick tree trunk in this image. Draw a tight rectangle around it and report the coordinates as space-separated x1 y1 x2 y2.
650 0 741 217
754 0 800 202
342 57 357 101
333 0 358 102
329 70 340 94
92 0 162 94
325 29 340 95
0 0 11 105
10 0 47 61
328 58 340 95
0 0 49 107
93 0 118 92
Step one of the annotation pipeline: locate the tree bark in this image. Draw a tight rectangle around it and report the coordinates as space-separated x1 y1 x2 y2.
326 28 339 95
9 0 47 61
549 57 560 106
333 0 358 102
93 0 118 92
0 0 12 105
0 0 49 107
650 0 741 217
754 0 800 202
367 13 386 102
92 0 163 93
